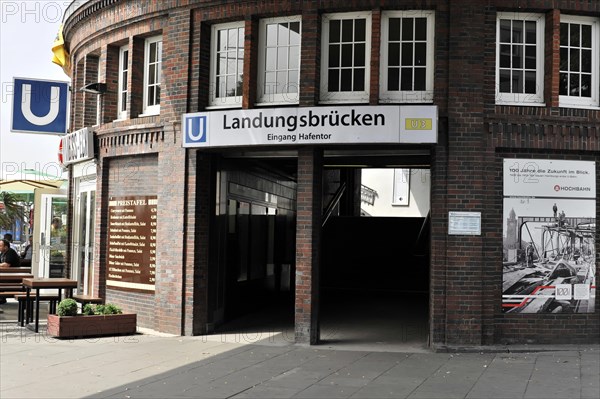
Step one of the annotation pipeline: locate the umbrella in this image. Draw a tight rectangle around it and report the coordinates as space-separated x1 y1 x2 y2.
0 168 67 192
0 179 65 192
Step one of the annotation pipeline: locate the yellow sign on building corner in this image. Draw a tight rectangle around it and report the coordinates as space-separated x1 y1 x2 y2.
405 118 433 130
52 24 71 77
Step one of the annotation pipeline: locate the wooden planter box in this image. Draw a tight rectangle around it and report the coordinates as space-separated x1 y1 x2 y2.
47 314 137 338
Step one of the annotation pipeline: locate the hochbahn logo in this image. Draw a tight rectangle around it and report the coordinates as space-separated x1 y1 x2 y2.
554 185 591 192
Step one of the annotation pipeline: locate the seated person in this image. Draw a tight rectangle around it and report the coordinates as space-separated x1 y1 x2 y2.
0 238 20 268
20 236 33 267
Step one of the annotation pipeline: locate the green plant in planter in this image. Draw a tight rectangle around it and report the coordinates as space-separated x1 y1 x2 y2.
82 303 95 315
103 304 123 315
57 298 78 316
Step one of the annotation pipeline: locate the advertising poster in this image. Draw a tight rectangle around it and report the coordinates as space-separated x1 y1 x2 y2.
502 159 596 314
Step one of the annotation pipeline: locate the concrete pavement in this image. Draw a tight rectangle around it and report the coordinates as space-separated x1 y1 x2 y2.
1 322 598 399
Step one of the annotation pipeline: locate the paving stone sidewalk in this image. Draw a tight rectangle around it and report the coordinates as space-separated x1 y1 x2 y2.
1 325 598 399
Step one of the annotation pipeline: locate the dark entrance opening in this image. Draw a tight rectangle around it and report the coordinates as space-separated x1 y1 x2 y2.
207 149 431 351
319 151 431 351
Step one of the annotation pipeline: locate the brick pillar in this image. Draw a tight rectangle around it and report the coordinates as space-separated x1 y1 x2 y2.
83 55 99 127
102 44 119 123
72 59 85 131
130 37 145 118
299 9 320 106
242 17 258 109
369 8 381 105
295 148 322 345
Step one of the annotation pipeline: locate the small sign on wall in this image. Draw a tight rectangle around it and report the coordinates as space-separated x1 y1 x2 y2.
448 211 481 236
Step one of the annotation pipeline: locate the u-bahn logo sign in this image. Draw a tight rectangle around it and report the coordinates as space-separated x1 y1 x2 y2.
182 105 437 148
11 77 70 135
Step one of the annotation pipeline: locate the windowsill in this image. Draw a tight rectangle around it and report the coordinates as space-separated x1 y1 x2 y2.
205 104 243 110
138 112 160 117
319 99 370 105
255 101 299 107
558 104 600 111
495 102 546 107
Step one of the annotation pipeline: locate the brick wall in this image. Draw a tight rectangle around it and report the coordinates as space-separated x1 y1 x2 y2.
65 0 599 344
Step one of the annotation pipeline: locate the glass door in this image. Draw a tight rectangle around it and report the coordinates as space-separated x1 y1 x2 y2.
39 194 68 278
72 180 96 294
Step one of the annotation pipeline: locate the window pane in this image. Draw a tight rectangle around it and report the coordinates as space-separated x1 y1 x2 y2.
570 49 580 72
288 71 299 93
238 28 244 47
277 47 288 69
150 42 157 62
266 48 277 70
226 75 236 96
149 64 155 85
329 44 340 67
525 45 536 69
500 44 511 68
525 21 536 44
355 18 366 42
219 30 227 51
569 73 580 96
414 67 426 90
123 50 129 68
581 74 591 97
289 46 299 69
228 29 237 48
353 68 364 91
329 20 340 43
341 69 352 91
401 43 413 66
121 72 127 90
148 86 155 106
415 18 427 41
264 72 276 94
512 45 522 68
237 59 243 78
581 24 591 48
155 86 160 104
290 22 301 45
121 93 127 111
560 23 568 46
278 23 289 46
237 74 243 96
341 43 352 67
328 69 339 91
524 71 536 94
512 20 523 43
342 19 353 42
560 47 568 71
389 43 400 66
354 43 365 67
559 72 568 95
415 43 426 66
401 68 412 90
512 70 523 93
581 49 591 73
500 20 511 43
402 17 413 40
389 18 400 41
227 51 236 74
570 24 580 47
266 24 277 46
216 76 224 97
388 67 399 90
499 69 510 92
275 71 285 93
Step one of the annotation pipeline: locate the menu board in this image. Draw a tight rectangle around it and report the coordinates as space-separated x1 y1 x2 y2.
106 196 157 293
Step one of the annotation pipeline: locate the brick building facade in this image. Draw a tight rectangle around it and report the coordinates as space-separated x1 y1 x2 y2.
62 0 599 347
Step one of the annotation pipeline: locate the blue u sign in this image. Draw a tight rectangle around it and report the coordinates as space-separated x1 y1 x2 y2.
182 113 208 147
11 78 70 135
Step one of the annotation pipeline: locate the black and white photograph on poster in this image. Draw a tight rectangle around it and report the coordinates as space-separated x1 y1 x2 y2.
502 159 596 314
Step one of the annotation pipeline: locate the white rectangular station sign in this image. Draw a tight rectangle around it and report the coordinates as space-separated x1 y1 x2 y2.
182 105 437 148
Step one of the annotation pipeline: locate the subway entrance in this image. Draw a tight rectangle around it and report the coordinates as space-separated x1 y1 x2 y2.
206 149 431 350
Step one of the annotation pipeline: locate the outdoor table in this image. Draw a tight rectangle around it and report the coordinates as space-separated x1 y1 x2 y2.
22 278 78 333
0 273 34 283
0 267 32 274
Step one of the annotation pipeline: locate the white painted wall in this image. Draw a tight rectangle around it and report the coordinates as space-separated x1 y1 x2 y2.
361 168 430 217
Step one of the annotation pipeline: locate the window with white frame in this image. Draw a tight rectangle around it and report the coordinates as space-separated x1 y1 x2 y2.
380 11 434 103
496 13 545 105
559 15 599 108
321 12 371 103
210 22 244 107
143 36 162 115
257 16 301 105
117 45 129 119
